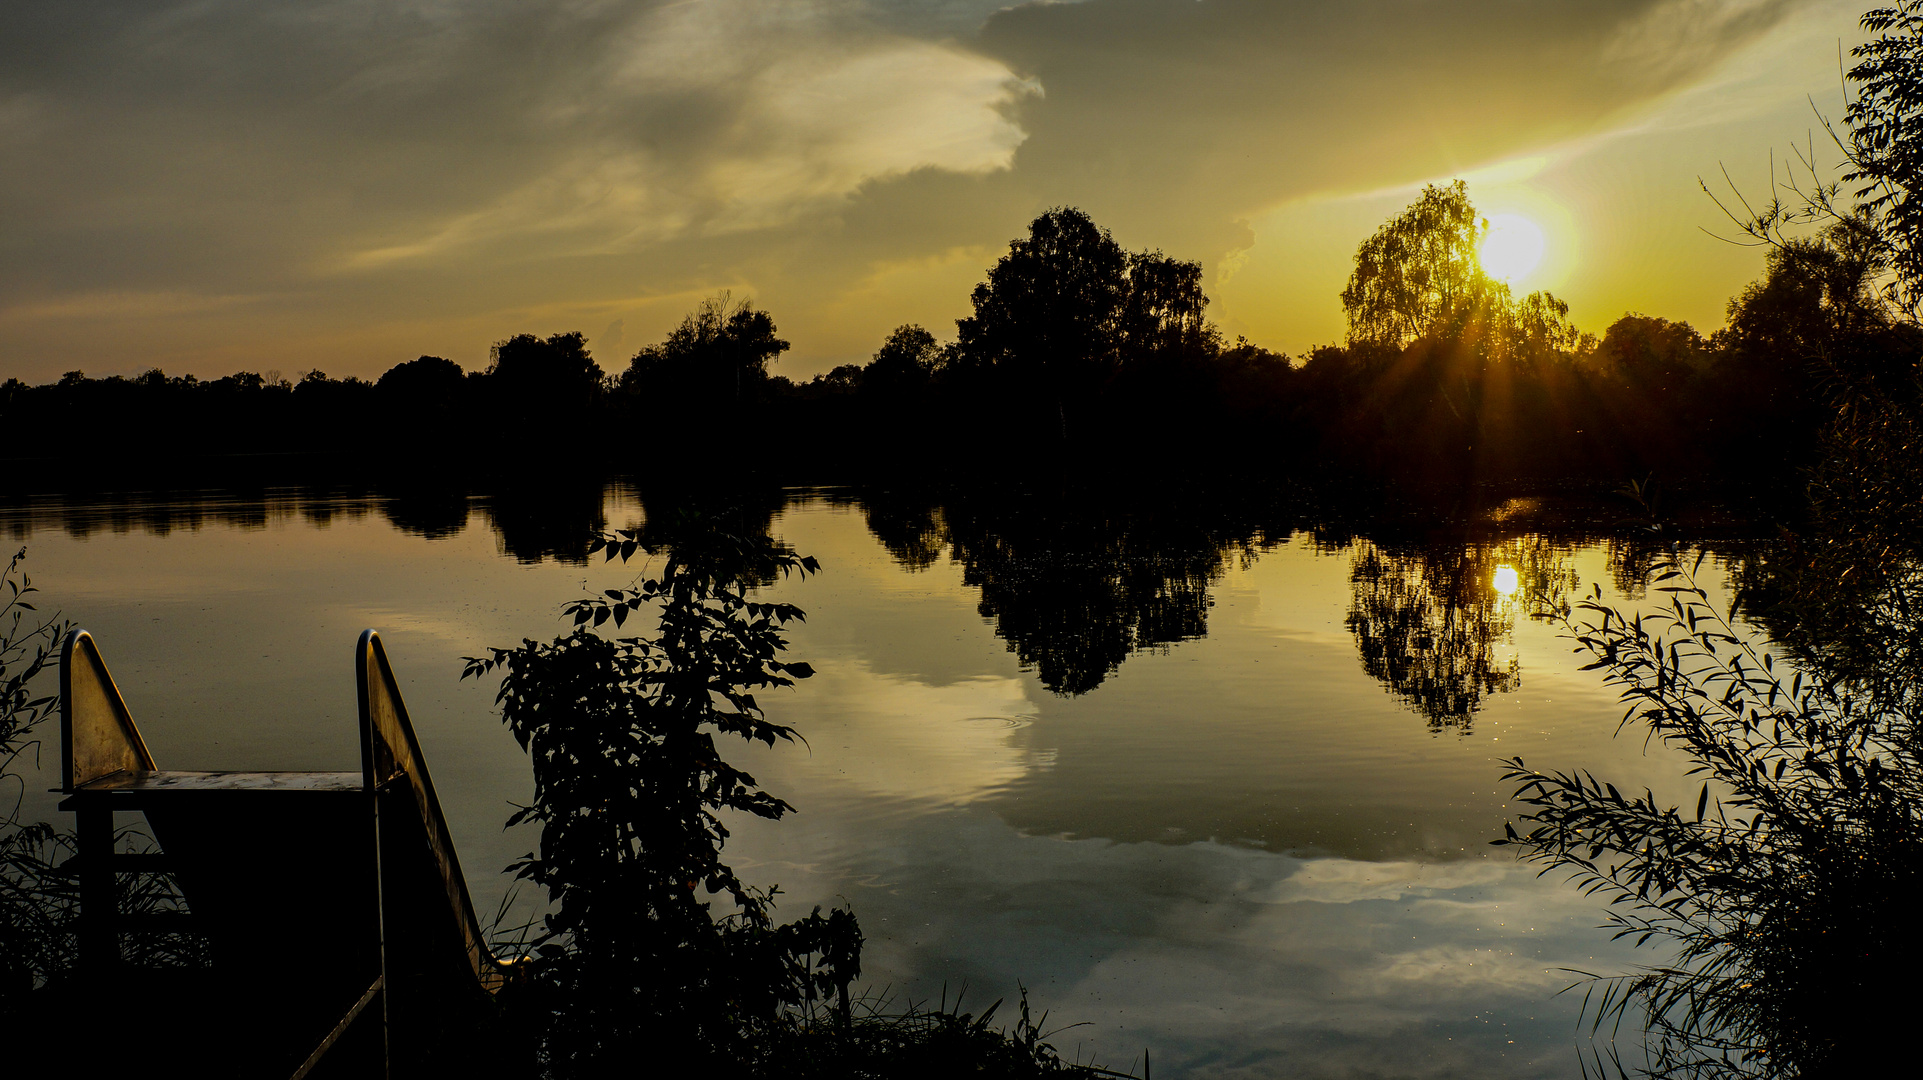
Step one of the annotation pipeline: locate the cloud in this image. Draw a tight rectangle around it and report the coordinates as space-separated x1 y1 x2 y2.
753 659 1047 806
1605 0 1798 81
1 1 1035 295
345 9 1036 266
726 802 1655 1078
1262 856 1513 906
967 0 1797 229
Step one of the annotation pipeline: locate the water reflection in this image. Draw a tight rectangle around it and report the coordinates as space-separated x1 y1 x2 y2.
381 484 473 541
854 487 1281 695
0 484 615 563
0 481 1784 1075
1346 541 1521 732
0 483 1704 731
482 482 610 565
1343 538 1574 732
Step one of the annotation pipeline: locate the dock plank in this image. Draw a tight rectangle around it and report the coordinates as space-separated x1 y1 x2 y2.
74 770 363 793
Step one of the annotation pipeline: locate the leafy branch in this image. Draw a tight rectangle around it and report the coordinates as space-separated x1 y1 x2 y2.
1496 553 1923 1078
461 517 859 1074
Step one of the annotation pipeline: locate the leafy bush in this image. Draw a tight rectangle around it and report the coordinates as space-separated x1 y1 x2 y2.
0 547 68 1003
1496 555 1923 1078
464 517 860 1074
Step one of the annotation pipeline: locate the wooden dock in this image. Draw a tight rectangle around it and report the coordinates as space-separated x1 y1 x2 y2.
51 628 512 1078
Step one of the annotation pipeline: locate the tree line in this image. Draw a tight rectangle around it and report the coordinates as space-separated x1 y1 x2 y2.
8 180 1917 495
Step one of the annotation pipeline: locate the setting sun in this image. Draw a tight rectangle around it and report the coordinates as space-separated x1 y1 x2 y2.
1479 214 1546 283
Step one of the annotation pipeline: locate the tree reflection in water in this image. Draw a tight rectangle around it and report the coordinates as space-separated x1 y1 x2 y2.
483 479 610 565
1344 536 1574 732
859 487 1276 696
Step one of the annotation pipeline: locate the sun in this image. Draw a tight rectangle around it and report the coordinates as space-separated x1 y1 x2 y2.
1478 214 1545 284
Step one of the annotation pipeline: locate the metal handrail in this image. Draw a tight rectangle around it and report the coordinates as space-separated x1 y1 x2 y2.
60 628 155 792
356 629 509 991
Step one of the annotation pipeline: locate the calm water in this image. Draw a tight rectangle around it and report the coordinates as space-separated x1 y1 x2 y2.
3 484 1732 1077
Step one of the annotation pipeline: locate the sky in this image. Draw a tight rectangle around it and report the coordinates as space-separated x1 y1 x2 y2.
0 0 1877 384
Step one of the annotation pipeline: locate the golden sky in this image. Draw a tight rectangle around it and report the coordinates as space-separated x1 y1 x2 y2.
0 0 1870 383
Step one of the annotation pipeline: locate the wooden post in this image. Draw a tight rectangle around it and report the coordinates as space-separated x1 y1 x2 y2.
76 802 117 972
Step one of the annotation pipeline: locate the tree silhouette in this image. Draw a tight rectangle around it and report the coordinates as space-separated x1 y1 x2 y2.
861 324 942 396
377 355 465 401
952 208 1130 428
1119 251 1214 362
621 295 789 405
950 207 1219 443
489 332 604 409
1596 315 1708 396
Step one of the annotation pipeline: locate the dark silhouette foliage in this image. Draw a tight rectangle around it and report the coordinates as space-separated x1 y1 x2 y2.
489 333 603 403
463 516 860 1075
620 294 789 406
1595 316 1709 397
485 332 606 445
8 169 1919 500
378 354 466 403
461 506 1137 1076
1846 2 1923 318
944 207 1221 445
952 208 1132 391
1 551 207 1033
1498 552 1923 1078
0 548 71 1010
862 324 943 398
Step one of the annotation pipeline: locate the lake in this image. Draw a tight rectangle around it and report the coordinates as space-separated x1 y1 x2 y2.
2 481 1747 1077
